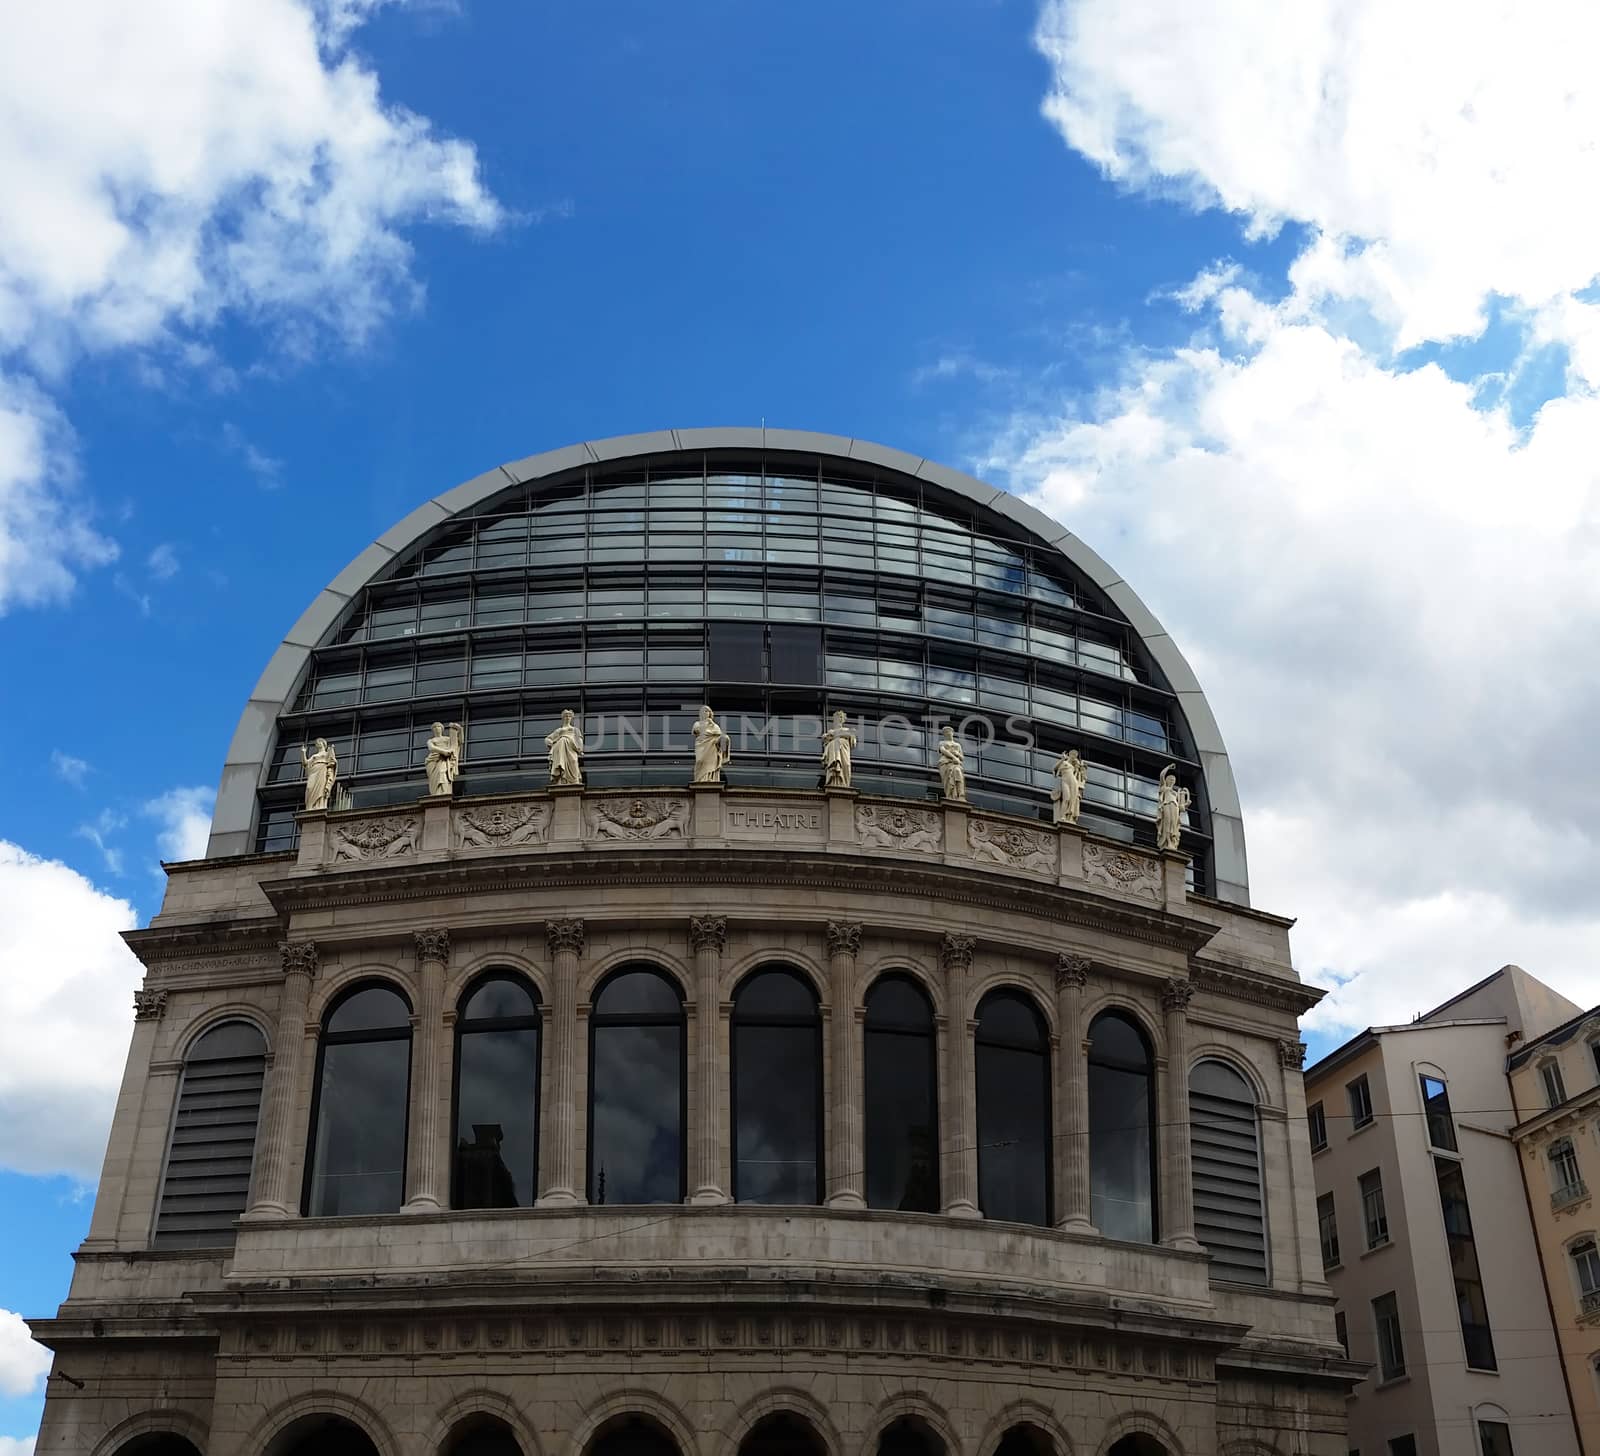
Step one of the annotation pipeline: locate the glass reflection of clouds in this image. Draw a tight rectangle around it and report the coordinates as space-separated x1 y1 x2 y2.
588 968 685 1204
1087 1011 1156 1244
974 990 1051 1227
732 968 822 1205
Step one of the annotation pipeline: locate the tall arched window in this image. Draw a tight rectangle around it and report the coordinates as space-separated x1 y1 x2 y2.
975 989 1051 1226
1189 1059 1267 1283
589 966 685 1203
453 972 541 1209
732 967 822 1204
153 1020 266 1248
304 984 412 1216
864 974 939 1212
1088 1010 1156 1242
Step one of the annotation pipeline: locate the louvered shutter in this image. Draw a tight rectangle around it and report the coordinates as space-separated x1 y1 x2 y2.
1190 1059 1267 1283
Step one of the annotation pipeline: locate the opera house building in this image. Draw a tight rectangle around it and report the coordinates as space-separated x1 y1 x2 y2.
29 430 1358 1456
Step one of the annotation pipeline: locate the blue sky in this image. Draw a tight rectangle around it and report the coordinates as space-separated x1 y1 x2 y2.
5 2 1600 1445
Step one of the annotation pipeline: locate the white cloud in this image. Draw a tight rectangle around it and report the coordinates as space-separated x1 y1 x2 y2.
0 842 143 1180
0 1310 49 1398
0 0 502 612
146 543 179 580
0 1438 36 1456
74 809 127 877
49 751 90 788
985 276 1600 1035
144 787 215 863
1034 0 1600 348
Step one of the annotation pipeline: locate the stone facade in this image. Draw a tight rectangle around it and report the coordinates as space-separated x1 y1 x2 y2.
31 785 1357 1455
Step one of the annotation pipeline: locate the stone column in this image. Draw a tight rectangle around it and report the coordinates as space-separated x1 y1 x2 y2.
688 915 730 1205
402 928 450 1212
1160 978 1202 1251
244 942 318 1220
85 990 169 1247
538 918 585 1205
825 921 865 1208
1054 953 1095 1234
940 933 980 1218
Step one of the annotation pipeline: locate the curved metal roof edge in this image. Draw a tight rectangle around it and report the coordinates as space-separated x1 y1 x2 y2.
205 428 1250 904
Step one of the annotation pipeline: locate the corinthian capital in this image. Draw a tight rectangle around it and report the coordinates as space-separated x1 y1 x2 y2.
132 988 168 1021
826 921 863 958
941 933 976 972
281 941 319 979
689 915 727 953
1278 1039 1308 1070
1054 953 1091 991
1160 979 1196 1015
546 918 586 956
413 928 451 965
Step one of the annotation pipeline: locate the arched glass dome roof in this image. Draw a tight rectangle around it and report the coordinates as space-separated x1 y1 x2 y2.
208 429 1249 903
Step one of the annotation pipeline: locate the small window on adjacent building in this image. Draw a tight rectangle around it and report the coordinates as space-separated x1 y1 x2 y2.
1348 1074 1374 1129
1419 1073 1457 1152
1373 1292 1406 1381
1590 1040 1600 1083
1478 1419 1514 1456
1573 1237 1600 1308
1309 1101 1328 1152
1542 1059 1568 1108
1319 1192 1341 1268
1551 1138 1584 1200
1360 1168 1389 1247
1334 1309 1349 1357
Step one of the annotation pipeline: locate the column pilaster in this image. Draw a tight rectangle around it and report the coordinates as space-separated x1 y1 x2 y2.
825 920 865 1208
244 942 318 1220
940 933 980 1218
402 928 450 1212
1054 952 1095 1234
1161 978 1202 1251
688 915 730 1204
538 918 585 1206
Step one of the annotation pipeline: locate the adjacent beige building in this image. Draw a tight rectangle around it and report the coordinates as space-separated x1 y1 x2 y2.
1306 968 1582 1456
29 431 1359 1456
1509 995 1600 1454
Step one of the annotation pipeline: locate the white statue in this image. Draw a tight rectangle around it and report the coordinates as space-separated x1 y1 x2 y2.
936 725 967 802
300 737 338 812
545 708 584 787
1051 748 1087 826
1156 764 1190 851
425 721 464 797
691 706 731 784
821 710 856 789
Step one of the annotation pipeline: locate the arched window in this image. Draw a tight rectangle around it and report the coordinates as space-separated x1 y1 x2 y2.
732 968 823 1204
739 1415 827 1456
453 973 541 1209
153 1020 266 1248
974 989 1051 1226
304 984 412 1216
1551 1137 1585 1202
587 1417 680 1456
444 1416 525 1456
864 974 939 1212
589 966 685 1203
1088 1010 1156 1242
1189 1059 1267 1283
877 1418 945 1455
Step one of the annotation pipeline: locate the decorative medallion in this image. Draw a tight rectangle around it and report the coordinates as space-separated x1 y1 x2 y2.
455 801 548 849
856 803 942 853
329 814 419 862
968 816 1056 874
1082 841 1162 901
586 796 689 841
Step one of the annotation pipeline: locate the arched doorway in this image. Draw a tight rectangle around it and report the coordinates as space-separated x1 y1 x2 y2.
1107 1436 1168 1456
994 1426 1052 1456
265 1415 382 1456
444 1414 524 1456
587 1415 680 1456
738 1413 826 1455
877 1417 944 1455
116 1439 203 1456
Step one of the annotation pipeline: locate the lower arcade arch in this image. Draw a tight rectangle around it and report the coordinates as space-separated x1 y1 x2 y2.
1107 1437 1170 1456
264 1415 382 1456
993 1426 1055 1456
877 1416 948 1455
586 1414 682 1456
114 1439 203 1456
737 1414 827 1455
442 1414 526 1456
